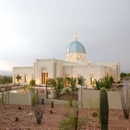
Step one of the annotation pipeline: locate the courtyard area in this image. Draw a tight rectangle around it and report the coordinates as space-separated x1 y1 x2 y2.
0 104 130 130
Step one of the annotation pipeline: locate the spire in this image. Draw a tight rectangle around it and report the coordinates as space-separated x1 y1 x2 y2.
74 31 78 41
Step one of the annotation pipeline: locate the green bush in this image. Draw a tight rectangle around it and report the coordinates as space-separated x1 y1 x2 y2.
50 110 53 114
15 117 19 122
29 79 36 86
94 75 113 90
92 112 98 117
65 88 69 94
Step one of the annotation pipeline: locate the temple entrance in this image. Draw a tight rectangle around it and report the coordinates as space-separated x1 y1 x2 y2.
41 67 48 84
42 72 48 84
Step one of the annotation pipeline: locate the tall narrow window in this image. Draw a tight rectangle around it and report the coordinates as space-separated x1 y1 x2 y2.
90 77 94 85
24 75 27 83
42 73 48 84
65 78 69 87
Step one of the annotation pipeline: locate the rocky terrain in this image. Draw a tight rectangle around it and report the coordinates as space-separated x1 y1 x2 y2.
0 104 130 130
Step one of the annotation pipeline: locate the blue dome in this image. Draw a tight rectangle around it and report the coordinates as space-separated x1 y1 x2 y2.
66 41 86 54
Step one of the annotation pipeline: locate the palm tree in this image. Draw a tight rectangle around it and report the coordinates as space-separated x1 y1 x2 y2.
16 74 22 83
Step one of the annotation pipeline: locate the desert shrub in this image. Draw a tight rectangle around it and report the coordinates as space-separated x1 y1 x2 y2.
15 117 19 122
94 74 113 90
49 77 64 99
69 97 73 107
60 102 87 130
29 79 36 86
88 98 100 121
50 110 53 114
65 88 69 94
58 115 77 130
92 112 98 117
111 88 116 91
0 92 6 108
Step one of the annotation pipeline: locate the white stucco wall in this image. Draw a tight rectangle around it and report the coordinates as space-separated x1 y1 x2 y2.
12 58 120 86
13 67 33 85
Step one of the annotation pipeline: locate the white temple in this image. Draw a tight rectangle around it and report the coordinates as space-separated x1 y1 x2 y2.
13 33 120 86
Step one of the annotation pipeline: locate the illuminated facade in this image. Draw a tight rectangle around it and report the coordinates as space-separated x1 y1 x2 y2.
13 33 120 86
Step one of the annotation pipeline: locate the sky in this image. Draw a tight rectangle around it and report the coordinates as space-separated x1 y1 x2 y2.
0 0 130 73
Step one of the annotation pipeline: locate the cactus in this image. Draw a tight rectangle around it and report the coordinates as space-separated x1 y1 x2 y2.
69 97 73 107
100 87 109 130
42 99 44 105
51 101 54 108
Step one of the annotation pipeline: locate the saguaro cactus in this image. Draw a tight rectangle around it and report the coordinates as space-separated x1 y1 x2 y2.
100 87 109 130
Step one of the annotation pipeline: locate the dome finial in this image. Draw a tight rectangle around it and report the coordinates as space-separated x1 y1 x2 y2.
74 31 78 41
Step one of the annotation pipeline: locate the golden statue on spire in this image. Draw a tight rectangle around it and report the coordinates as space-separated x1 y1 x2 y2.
74 31 78 41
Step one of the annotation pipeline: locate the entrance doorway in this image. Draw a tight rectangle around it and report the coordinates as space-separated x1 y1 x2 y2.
42 73 48 84
90 77 94 85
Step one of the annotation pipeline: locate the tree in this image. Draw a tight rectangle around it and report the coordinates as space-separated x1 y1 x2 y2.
68 77 77 97
78 76 85 87
2 76 12 84
94 75 113 90
120 72 127 80
49 77 65 99
29 79 36 86
16 74 22 82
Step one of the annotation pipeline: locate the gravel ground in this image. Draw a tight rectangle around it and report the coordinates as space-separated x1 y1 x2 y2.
0 104 130 130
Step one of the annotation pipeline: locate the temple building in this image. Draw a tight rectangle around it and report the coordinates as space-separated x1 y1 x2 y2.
13 33 120 86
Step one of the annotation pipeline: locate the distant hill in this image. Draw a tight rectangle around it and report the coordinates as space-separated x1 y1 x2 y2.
0 70 12 76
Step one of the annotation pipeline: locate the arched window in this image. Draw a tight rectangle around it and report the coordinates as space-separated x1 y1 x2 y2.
41 68 48 84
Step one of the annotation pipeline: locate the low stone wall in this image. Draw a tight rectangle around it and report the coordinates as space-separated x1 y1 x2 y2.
44 98 77 105
6 92 30 105
78 89 122 109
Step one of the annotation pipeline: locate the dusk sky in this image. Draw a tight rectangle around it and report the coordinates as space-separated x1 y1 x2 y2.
0 0 130 73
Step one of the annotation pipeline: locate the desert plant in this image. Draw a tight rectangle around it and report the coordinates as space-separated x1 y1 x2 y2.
94 75 113 90
68 77 77 97
0 91 6 108
31 94 38 110
78 76 86 108
50 110 53 114
51 101 54 108
119 87 130 119
16 74 22 82
65 88 69 94
88 98 99 120
15 116 19 122
92 112 98 117
34 104 45 124
1 76 12 84
111 88 115 91
42 98 44 104
29 79 36 86
59 102 88 130
100 87 109 130
49 77 65 99
69 97 73 107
